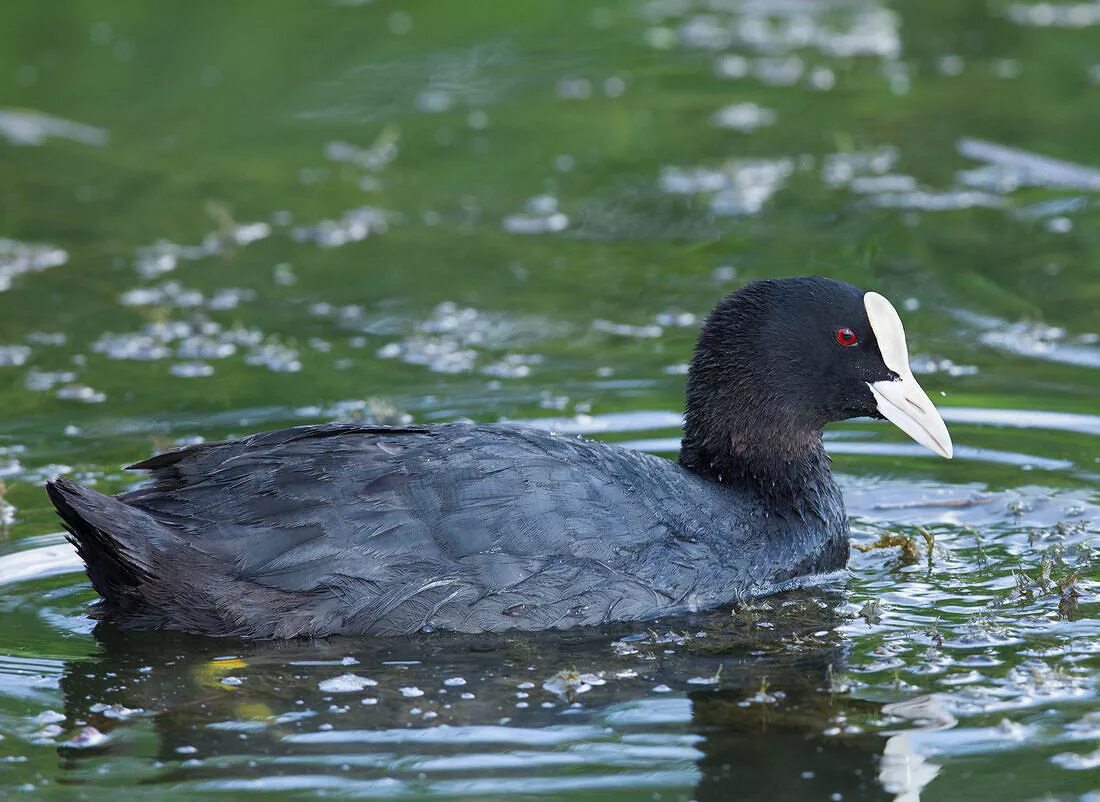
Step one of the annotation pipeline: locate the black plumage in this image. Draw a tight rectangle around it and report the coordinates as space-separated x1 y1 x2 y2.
47 276 938 638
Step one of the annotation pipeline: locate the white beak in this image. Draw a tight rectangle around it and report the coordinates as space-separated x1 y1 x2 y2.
865 292 954 459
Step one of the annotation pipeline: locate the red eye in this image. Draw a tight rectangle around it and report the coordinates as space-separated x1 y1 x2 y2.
835 327 858 346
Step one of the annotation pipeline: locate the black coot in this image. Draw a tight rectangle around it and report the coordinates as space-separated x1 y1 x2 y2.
47 277 952 637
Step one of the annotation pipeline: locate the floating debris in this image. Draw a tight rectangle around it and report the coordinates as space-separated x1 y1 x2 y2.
854 529 934 566
543 669 606 701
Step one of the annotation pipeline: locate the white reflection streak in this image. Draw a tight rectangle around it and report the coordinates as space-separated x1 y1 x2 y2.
879 695 956 801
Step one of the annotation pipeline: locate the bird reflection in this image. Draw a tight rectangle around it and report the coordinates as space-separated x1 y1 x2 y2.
55 590 932 801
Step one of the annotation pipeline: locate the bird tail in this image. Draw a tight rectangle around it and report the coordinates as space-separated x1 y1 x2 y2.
45 476 170 619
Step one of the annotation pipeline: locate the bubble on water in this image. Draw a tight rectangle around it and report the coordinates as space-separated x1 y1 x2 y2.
0 239 68 292
0 345 31 367
55 384 106 404
556 77 593 99
822 147 899 188
25 331 66 346
909 356 979 377
723 51 807 87
661 158 794 216
62 726 110 750
592 319 663 339
502 195 569 234
375 302 555 376
937 55 964 76
292 207 390 248
712 102 777 132
848 174 919 194
33 710 65 725
120 281 254 310
466 109 489 129
481 353 542 378
120 284 200 307
318 674 378 693
244 341 302 373
91 317 304 374
133 223 270 278
415 89 454 113
1052 747 1100 770
603 75 628 97
744 8 899 59
714 54 749 78
1006 1 1100 27
232 222 271 246
808 65 836 90
90 702 145 719
273 263 297 286
549 154 575 175
24 370 76 392
659 167 727 195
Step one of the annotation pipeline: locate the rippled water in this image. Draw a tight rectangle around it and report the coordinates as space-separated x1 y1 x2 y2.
1 1 1098 799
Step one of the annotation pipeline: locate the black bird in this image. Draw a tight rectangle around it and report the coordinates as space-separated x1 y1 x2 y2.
47 277 952 638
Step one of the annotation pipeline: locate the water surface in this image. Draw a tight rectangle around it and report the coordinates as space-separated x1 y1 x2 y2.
1 1 1098 799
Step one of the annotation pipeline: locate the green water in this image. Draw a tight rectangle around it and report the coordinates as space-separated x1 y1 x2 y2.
1 1 1099 799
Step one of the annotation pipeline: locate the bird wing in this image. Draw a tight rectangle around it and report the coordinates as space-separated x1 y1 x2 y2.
121 423 711 634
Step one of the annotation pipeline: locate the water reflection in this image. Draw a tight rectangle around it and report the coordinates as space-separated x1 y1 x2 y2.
46 593 915 799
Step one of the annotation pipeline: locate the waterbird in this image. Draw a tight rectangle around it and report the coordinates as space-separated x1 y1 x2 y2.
47 277 952 637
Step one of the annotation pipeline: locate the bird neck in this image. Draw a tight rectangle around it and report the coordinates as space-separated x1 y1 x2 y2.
678 417 836 520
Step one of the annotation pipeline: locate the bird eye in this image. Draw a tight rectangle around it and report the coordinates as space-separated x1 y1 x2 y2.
835 327 859 346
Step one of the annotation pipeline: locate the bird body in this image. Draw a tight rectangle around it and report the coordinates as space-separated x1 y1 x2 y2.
48 423 847 637
47 277 952 638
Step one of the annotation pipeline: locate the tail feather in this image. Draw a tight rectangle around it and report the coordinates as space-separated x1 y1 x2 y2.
46 477 167 616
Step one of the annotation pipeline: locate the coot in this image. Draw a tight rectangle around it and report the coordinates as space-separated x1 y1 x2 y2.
47 277 952 637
